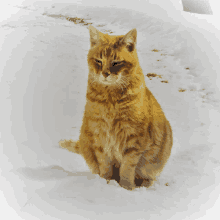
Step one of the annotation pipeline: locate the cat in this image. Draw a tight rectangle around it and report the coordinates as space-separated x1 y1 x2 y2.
59 25 173 191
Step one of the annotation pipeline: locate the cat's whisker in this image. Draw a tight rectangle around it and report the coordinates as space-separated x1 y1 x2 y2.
120 78 129 90
89 77 98 88
120 81 126 90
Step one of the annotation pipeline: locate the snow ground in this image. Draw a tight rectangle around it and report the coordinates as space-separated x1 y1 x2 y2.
1 1 220 220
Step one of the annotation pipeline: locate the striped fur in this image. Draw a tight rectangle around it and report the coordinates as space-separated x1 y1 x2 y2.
59 26 173 190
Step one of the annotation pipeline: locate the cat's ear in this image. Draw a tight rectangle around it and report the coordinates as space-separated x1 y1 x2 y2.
121 28 137 52
89 25 100 47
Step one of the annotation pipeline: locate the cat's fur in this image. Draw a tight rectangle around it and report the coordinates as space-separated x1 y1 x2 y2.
59 26 173 190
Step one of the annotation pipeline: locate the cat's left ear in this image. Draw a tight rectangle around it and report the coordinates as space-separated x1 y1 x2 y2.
89 25 100 47
121 28 137 52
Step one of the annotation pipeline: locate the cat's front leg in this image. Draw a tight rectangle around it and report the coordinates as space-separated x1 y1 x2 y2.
100 163 113 181
119 148 143 191
95 149 113 181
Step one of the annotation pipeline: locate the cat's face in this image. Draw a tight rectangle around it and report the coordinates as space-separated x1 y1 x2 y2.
87 26 138 89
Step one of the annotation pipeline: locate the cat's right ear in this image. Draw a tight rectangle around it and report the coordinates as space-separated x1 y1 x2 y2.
89 26 100 47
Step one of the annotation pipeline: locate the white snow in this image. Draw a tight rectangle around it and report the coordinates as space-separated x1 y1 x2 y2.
182 0 213 14
1 1 220 220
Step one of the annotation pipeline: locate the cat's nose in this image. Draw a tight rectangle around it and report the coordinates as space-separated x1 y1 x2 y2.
102 72 110 78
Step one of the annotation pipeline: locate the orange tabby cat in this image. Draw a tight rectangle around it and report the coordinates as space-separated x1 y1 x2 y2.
59 26 173 190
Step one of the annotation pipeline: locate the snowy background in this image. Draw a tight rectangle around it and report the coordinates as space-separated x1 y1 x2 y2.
1 0 220 219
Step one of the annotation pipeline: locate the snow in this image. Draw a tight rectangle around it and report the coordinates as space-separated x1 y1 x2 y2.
182 0 213 14
1 1 220 220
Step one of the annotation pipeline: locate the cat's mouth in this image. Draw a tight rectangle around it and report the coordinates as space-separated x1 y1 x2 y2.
99 72 122 85
102 77 115 85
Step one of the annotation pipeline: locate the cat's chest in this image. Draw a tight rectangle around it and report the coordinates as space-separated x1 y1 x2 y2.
102 129 122 162
90 101 121 125
102 104 118 125
93 103 124 161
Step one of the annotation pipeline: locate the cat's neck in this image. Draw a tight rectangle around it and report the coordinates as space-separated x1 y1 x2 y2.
86 72 145 105
86 81 127 104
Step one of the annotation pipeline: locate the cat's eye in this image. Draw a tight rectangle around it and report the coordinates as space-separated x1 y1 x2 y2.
112 61 123 66
95 59 102 65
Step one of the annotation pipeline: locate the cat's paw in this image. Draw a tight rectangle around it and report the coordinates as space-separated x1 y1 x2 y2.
141 178 154 188
90 165 100 175
100 170 112 179
119 179 136 191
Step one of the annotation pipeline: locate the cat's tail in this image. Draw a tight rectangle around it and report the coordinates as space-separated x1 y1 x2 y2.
59 139 81 154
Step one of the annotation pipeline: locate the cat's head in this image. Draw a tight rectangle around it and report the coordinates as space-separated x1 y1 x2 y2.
87 26 139 89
